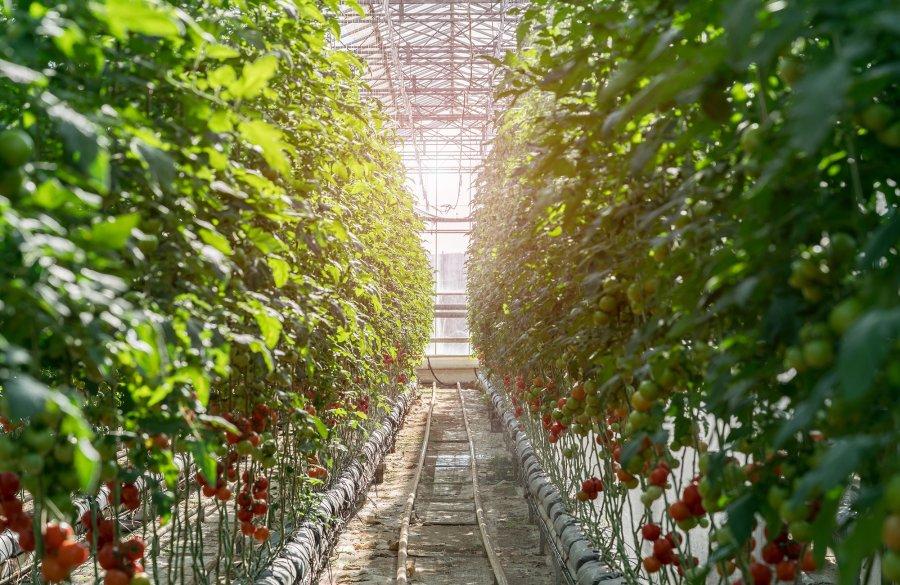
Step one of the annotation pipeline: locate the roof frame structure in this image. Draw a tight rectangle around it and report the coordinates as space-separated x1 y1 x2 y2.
338 0 525 215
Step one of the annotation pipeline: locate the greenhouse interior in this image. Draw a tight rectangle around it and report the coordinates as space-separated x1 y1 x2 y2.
0 0 898 584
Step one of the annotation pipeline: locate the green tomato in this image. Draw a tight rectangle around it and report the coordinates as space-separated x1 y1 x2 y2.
53 442 75 464
791 259 818 284
767 486 787 511
783 347 805 371
0 437 17 460
829 232 857 263
803 339 834 369
780 500 806 523
641 485 663 507
598 295 618 313
236 441 254 456
789 520 814 542
0 167 24 197
740 123 762 154
777 57 803 86
627 410 650 430
861 104 893 132
638 380 660 400
698 453 711 474
0 129 34 167
828 298 863 334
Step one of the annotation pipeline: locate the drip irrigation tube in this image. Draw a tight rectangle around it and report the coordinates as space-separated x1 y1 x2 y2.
255 386 416 585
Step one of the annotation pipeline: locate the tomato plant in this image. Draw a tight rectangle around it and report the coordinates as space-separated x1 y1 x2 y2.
0 0 432 581
470 1 898 584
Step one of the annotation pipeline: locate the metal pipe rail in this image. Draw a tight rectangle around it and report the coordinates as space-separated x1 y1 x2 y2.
457 383 509 585
396 382 436 585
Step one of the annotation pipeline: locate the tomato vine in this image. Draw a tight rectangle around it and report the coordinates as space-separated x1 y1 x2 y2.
470 1 898 584
0 0 431 582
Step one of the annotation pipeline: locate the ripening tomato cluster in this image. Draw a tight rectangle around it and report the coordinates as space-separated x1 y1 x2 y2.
223 404 279 465
575 477 603 502
666 481 706 530
0 472 34 552
38 521 89 583
237 475 271 542
501 371 840 584
106 481 141 511
81 510 147 585
640 530 699 575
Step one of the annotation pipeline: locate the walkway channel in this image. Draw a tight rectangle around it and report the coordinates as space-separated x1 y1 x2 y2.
318 384 554 584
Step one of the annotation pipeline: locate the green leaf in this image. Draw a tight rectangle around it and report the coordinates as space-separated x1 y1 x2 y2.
837 308 900 401
237 119 292 175
41 93 108 190
859 209 900 270
310 414 328 439
725 492 760 545
345 0 366 18
91 0 183 40
31 179 76 209
190 440 217 486
198 227 233 255
2 374 50 420
246 226 285 253
89 213 141 249
252 305 283 349
790 436 879 505
267 256 290 287
208 111 233 133
788 57 850 154
73 438 100 492
175 366 210 407
204 44 240 60
207 65 237 90
131 139 175 191
230 55 279 100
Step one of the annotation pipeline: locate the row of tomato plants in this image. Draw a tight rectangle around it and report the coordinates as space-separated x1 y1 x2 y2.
0 0 432 583
470 1 898 584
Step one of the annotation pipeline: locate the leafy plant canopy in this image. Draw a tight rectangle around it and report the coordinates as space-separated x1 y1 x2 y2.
469 0 898 583
0 0 432 581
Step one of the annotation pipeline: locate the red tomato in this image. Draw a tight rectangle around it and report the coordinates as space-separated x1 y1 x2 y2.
750 562 772 585
641 523 662 541
776 561 796 582
668 501 691 521
103 569 131 585
43 522 73 551
41 556 69 583
642 556 662 573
